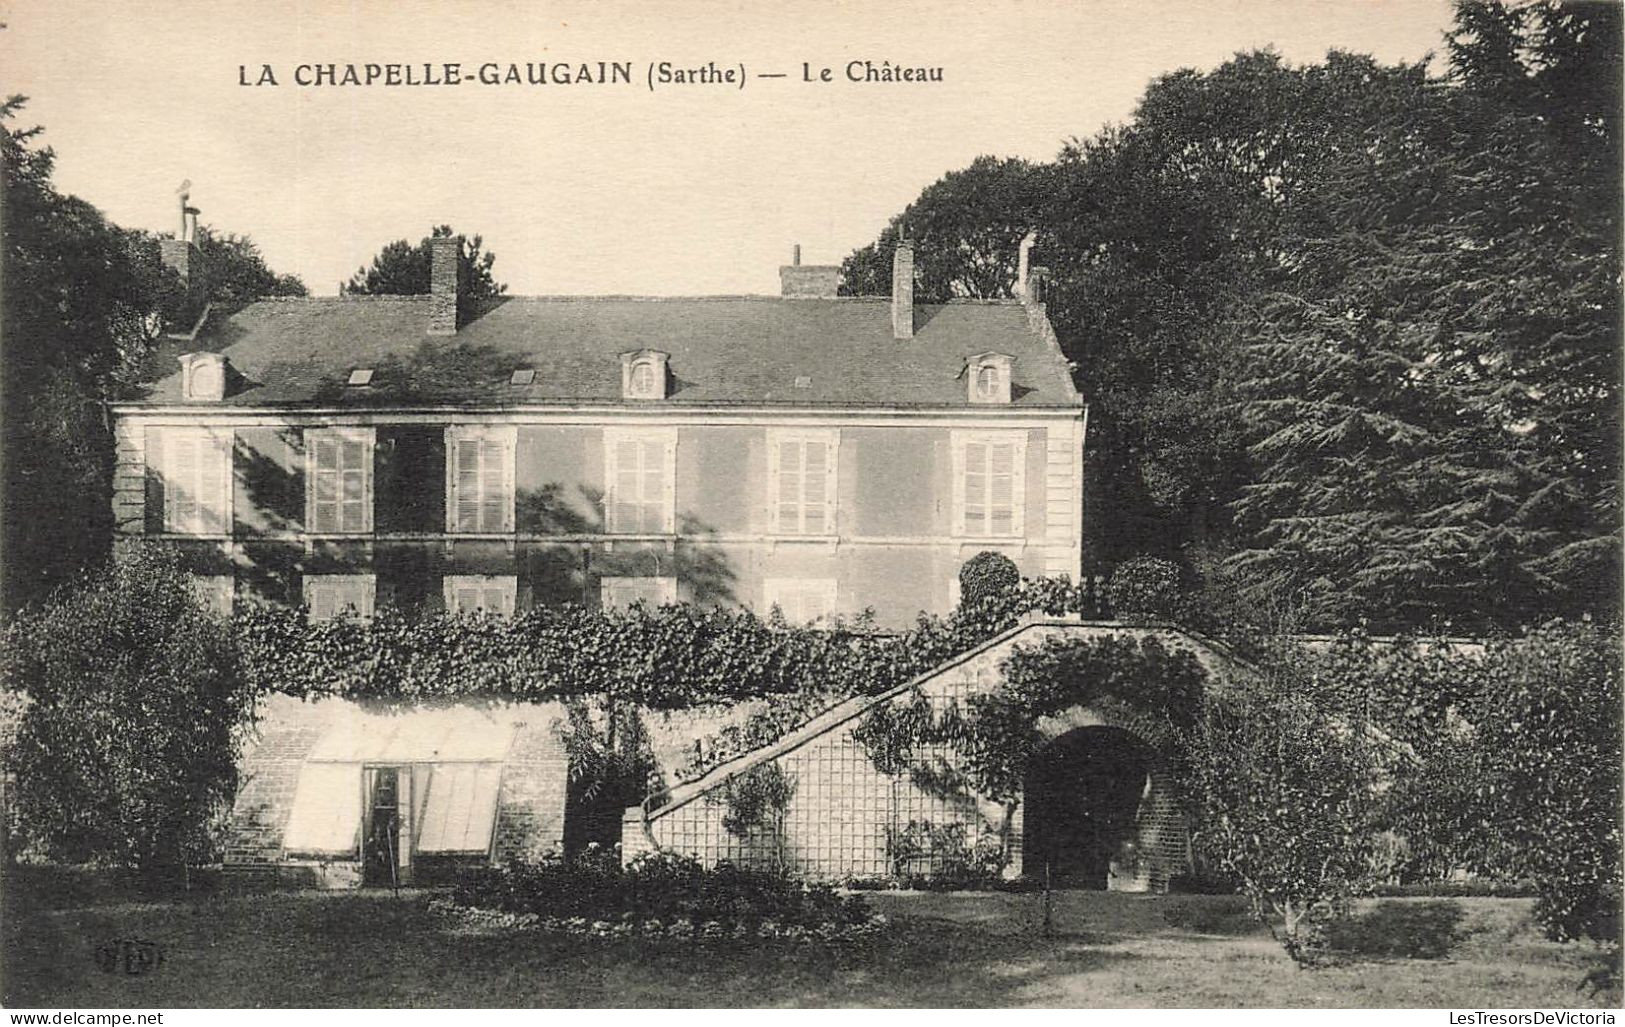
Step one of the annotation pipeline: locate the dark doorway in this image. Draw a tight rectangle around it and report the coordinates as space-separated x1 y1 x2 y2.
363 767 403 887
1022 726 1153 888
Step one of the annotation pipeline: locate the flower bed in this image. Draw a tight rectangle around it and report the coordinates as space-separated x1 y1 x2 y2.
439 851 887 944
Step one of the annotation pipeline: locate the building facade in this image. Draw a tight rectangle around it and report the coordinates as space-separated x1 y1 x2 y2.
108 230 1087 884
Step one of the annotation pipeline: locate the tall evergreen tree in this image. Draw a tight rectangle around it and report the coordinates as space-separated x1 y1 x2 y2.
1222 52 1619 627
343 225 506 325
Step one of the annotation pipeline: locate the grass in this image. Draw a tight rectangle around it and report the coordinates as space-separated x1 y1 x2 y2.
4 877 1618 1008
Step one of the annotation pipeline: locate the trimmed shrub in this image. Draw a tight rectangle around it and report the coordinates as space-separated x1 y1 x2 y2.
958 552 1021 609
448 851 879 940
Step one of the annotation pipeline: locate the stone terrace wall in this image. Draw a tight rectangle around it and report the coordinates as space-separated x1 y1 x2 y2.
626 620 1224 886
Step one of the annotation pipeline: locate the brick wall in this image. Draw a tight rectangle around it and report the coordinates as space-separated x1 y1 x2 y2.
492 714 569 861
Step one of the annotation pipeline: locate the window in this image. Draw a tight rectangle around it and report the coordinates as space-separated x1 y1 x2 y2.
767 429 839 535
604 428 676 533
620 349 670 400
444 575 516 615
162 428 232 534
763 578 837 625
306 428 374 534
180 352 227 401
191 575 234 616
953 431 1027 537
304 574 376 621
446 427 515 533
966 352 1013 404
601 576 677 610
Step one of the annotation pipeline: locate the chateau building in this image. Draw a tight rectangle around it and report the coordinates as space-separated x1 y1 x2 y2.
113 237 1084 626
108 226 1087 885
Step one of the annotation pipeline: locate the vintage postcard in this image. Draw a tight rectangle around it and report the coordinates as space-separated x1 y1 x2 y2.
1 0 1619 1018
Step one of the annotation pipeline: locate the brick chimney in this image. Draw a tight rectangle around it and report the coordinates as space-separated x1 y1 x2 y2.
428 234 458 335
891 240 914 340
160 182 203 285
1016 230 1036 299
779 244 840 298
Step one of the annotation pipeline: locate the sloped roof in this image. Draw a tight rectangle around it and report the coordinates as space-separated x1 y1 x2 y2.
121 294 1083 409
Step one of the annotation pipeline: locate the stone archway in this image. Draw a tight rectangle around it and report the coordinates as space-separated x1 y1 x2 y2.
1013 706 1189 891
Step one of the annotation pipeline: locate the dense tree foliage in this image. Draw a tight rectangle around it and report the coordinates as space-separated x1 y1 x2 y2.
2 546 252 871
2 98 157 611
1 97 307 612
840 156 1048 301
1222 51 1619 626
839 0 1620 631
342 225 506 325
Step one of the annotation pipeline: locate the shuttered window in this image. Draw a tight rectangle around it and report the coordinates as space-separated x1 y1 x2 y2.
601 576 677 610
162 429 231 534
304 574 376 621
446 427 515 533
444 575 516 616
953 431 1027 537
604 429 676 534
767 430 838 535
306 428 374 533
763 578 838 625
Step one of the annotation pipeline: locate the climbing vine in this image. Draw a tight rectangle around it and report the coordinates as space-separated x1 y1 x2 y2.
231 563 1107 785
850 634 1209 857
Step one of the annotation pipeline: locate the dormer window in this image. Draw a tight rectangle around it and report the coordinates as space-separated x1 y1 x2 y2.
966 352 1014 404
179 352 227 402
620 350 670 400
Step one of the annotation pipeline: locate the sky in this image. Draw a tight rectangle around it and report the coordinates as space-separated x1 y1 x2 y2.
3 0 1459 296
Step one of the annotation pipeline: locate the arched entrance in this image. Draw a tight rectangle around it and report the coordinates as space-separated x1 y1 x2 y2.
1021 725 1161 889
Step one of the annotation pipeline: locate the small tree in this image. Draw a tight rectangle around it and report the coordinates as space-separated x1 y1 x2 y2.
1461 621 1622 943
2 544 251 873
708 762 797 871
1188 660 1384 965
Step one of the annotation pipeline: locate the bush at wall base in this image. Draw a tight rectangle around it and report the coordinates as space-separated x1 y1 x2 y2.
442 851 885 943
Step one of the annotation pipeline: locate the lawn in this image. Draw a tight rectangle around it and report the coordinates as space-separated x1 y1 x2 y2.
4 879 1617 1008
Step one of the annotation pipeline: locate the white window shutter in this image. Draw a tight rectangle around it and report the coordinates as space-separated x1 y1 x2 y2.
444 428 459 533
661 436 676 533
502 429 516 532
363 434 375 533
766 433 781 534
951 436 967 537
166 434 197 532
1011 435 1027 536
824 434 840 536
